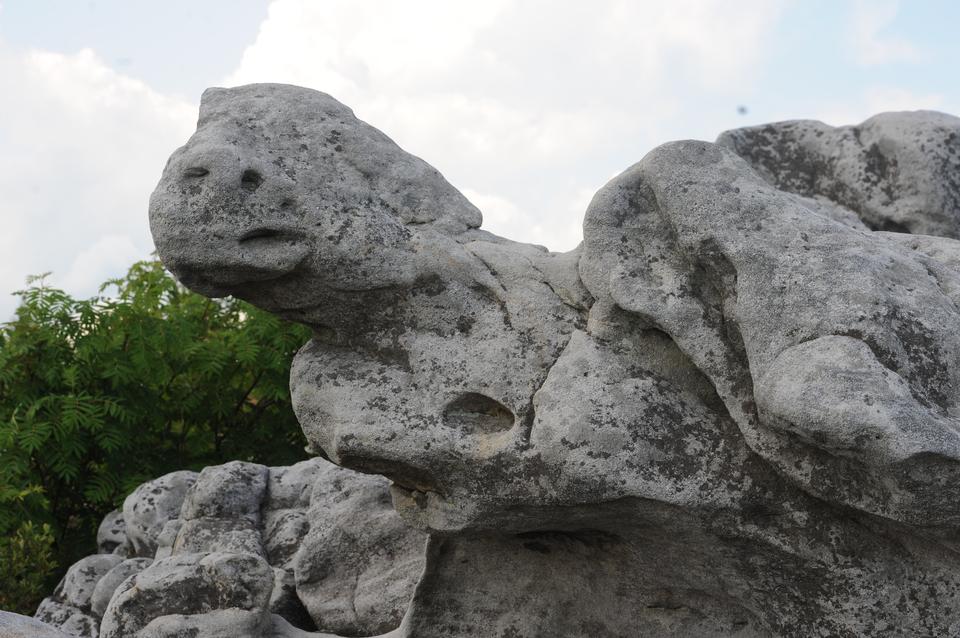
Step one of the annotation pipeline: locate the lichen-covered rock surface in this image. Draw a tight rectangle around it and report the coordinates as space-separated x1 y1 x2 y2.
143 84 960 636
717 112 960 237
32 457 425 638
0 611 73 638
28 83 960 637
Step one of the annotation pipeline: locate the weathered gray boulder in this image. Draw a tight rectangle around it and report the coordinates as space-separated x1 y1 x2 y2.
100 551 275 637
90 559 153 618
102 459 425 637
95 510 126 555
293 462 425 635
34 554 125 637
717 111 960 236
148 83 960 636
32 601 100 638
122 460 301 633
0 611 73 638
121 470 198 557
36 456 425 638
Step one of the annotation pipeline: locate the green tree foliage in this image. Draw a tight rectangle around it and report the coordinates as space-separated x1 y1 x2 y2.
0 520 57 613
0 261 311 613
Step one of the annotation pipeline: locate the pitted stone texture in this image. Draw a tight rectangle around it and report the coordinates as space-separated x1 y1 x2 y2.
294 462 426 635
135 610 326 638
34 600 100 638
172 461 267 556
262 460 323 629
145 84 960 636
718 111 960 237
580 140 960 527
49 554 124 612
95 510 126 555
90 558 153 618
51 456 424 637
121 470 197 557
99 551 274 638
149 83 484 307
0 611 73 638
152 86 588 532
135 609 270 638
106 461 278 637
152 519 181 560
35 554 124 637
180 460 268 523
263 460 322 569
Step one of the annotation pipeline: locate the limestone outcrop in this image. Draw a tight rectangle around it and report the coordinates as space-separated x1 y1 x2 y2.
0 611 73 638
717 112 960 237
31 83 960 637
34 458 425 637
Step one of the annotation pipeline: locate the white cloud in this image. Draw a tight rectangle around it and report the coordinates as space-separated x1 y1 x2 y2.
811 87 947 127
224 0 786 252
55 234 145 293
0 44 196 319
461 188 582 251
850 0 921 66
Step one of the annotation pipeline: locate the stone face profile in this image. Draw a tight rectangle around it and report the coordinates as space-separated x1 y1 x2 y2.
147 84 960 636
31 84 960 637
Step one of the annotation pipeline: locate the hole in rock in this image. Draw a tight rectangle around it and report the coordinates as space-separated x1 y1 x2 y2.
342 456 440 494
442 393 515 435
239 227 281 243
241 169 264 192
871 218 911 233
516 529 622 551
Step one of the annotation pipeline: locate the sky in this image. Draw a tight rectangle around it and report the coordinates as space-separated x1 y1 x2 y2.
1 0 958 320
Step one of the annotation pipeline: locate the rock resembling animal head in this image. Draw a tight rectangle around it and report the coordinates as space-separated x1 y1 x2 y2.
152 85 960 537
151 86 960 635
151 84 600 533
150 83 483 329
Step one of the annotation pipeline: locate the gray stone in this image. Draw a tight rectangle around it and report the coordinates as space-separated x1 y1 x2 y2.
95 510 126 555
717 111 960 237
293 461 426 635
121 470 197 557
33 600 99 638
135 610 339 638
262 460 323 628
180 460 268 523
90 558 152 618
580 140 960 528
34 554 124 637
147 84 960 636
172 461 269 556
99 551 274 638
0 611 73 638
49 554 124 611
135 609 270 638
151 520 180 561
65 454 424 637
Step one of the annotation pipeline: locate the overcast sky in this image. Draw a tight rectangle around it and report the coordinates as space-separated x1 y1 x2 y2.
1 0 959 319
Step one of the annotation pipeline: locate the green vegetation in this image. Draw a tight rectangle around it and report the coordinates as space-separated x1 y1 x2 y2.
0 520 58 613
0 261 311 614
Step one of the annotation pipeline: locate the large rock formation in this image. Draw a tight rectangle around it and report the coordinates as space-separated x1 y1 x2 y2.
144 84 960 636
53 84 960 636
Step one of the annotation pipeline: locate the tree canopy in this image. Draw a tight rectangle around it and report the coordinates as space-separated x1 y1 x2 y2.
0 260 311 613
